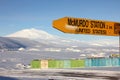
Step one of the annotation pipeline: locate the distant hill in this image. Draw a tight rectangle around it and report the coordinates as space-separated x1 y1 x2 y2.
0 37 26 50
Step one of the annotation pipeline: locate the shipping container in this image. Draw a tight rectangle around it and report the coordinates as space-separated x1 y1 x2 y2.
64 60 71 68
85 58 92 67
105 58 112 67
41 60 48 69
118 57 120 66
89 58 106 67
56 60 64 68
89 58 120 67
48 60 64 68
111 58 119 67
71 59 85 68
99 58 106 67
95 58 100 66
48 60 56 68
91 58 96 67
31 59 41 69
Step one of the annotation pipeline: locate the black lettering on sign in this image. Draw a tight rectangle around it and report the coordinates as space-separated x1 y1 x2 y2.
68 18 76 26
68 18 89 27
106 25 108 29
90 21 105 29
109 26 112 29
75 28 91 33
114 23 120 34
92 29 106 35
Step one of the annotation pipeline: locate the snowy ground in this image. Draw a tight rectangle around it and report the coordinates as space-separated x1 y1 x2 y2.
0 69 120 80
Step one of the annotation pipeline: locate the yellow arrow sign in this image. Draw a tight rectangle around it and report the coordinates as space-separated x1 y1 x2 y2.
53 17 120 36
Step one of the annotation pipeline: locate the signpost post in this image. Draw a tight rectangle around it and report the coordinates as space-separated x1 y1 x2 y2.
52 17 120 56
119 32 120 57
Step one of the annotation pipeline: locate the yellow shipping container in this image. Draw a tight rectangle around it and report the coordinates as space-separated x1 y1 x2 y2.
41 60 48 69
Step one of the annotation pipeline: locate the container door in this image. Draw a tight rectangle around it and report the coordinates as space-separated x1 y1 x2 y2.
41 60 48 69
64 60 71 68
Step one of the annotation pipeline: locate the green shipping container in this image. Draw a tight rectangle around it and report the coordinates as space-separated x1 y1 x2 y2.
71 59 85 68
64 60 71 68
56 60 64 68
48 60 56 68
31 60 41 69
48 60 64 68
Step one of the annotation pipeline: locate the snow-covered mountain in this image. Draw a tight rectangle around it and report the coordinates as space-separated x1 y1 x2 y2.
6 28 78 47
6 28 118 47
6 28 67 46
6 28 55 40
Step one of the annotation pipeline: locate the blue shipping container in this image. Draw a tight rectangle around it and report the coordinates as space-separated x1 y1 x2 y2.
99 58 106 67
64 60 71 68
85 58 92 67
111 58 119 67
105 58 112 67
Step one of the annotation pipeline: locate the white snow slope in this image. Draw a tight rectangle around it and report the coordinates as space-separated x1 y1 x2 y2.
6 28 55 40
6 28 118 47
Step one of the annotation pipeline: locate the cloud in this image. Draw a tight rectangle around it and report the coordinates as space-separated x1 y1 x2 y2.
89 39 119 47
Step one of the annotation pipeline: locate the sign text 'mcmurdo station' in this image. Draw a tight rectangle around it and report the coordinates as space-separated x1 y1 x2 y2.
53 17 120 36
